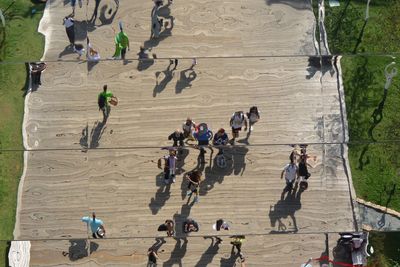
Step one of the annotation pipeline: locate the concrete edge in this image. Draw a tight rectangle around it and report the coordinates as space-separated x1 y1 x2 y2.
13 0 52 239
357 198 400 219
335 56 360 230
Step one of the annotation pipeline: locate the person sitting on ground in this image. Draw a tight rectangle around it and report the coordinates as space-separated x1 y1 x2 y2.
229 111 248 144
86 37 100 62
183 218 199 233
81 212 106 239
168 129 185 147
246 106 260 132
213 219 230 244
182 117 197 141
185 170 202 203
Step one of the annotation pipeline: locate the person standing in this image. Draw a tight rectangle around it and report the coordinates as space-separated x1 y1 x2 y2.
63 16 75 46
230 235 245 254
182 117 196 141
113 22 130 60
185 170 202 203
81 212 106 238
229 111 248 144
246 106 260 132
193 123 213 155
168 129 185 147
98 85 113 123
159 148 177 184
280 158 298 193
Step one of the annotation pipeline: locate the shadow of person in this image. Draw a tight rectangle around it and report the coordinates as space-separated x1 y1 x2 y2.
157 3 173 20
180 153 206 200
89 121 107 148
88 0 101 24
64 239 88 261
220 248 241 267
175 69 197 94
162 237 188 267
58 45 75 58
80 124 89 151
153 63 175 97
137 58 155 71
172 203 193 237
149 174 171 215
98 0 119 27
332 239 352 266
176 148 189 175
87 60 99 72
194 237 220 267
150 237 166 252
268 183 302 233
231 146 249 176
200 147 234 196
72 20 89 41
306 56 335 80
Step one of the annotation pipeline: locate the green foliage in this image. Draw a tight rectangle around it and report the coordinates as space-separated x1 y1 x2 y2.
0 0 45 266
368 231 400 267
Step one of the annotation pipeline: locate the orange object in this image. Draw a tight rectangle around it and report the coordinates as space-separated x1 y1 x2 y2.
109 96 118 106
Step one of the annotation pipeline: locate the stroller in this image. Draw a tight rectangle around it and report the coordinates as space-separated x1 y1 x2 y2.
333 232 372 266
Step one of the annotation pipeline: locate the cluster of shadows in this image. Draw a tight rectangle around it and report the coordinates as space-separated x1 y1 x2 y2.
153 62 197 97
62 239 99 261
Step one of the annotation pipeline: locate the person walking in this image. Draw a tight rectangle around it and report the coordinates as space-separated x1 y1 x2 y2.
185 170 202 203
281 158 298 193
81 212 106 238
230 235 245 254
113 22 130 60
229 111 248 144
246 106 260 132
63 16 75 46
168 129 185 147
98 85 113 123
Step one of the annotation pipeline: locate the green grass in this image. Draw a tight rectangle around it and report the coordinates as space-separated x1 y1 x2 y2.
0 0 45 265
324 1 400 266
368 231 400 267
324 0 400 212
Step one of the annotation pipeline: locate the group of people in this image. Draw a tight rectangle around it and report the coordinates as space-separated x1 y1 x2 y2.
281 145 316 194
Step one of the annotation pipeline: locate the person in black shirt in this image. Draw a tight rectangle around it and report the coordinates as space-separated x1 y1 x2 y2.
168 129 185 147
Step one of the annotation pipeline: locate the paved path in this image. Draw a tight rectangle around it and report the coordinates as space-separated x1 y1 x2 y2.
15 0 357 266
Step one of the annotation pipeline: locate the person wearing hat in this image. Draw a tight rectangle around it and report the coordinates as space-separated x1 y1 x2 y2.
81 212 105 238
213 219 230 244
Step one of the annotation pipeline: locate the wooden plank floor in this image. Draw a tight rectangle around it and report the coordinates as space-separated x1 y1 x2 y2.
14 0 357 265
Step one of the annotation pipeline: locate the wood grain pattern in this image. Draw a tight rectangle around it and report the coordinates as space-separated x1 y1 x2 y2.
15 0 356 265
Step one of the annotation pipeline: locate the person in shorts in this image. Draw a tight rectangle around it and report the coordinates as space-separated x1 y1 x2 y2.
98 85 113 123
229 111 248 144
81 212 105 239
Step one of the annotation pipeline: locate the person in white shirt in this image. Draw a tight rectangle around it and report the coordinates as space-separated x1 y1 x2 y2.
86 37 100 62
63 16 75 46
281 158 298 193
229 111 248 144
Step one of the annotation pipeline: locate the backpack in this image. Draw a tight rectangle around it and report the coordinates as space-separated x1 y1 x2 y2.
98 94 106 109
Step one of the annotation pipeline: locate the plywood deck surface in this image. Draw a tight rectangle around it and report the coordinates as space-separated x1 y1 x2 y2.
15 0 356 266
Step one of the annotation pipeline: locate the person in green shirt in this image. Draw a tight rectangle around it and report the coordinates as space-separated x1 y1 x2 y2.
113 23 130 60
98 84 113 123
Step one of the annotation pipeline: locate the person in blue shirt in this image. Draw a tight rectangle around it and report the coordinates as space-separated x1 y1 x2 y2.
81 212 105 238
193 123 213 155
